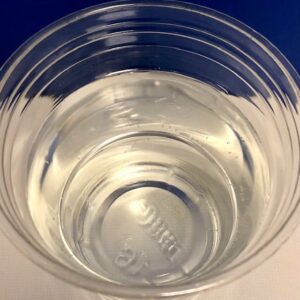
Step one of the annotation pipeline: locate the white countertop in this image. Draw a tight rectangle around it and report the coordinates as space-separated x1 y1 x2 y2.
0 226 299 300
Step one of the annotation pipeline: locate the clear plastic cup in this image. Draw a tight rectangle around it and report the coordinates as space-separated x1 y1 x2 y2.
0 1 299 299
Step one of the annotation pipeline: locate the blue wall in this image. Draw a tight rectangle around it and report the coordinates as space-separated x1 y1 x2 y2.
0 0 299 71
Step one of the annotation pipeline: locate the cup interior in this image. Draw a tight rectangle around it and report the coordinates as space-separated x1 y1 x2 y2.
0 1 299 298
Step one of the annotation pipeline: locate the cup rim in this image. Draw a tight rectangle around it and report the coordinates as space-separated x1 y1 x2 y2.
0 0 300 298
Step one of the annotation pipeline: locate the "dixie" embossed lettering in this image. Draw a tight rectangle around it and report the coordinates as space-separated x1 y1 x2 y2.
138 201 181 260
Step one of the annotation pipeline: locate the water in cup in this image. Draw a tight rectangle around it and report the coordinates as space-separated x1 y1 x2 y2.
27 71 269 286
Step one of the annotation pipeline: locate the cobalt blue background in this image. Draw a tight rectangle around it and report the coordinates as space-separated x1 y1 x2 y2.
0 0 299 71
